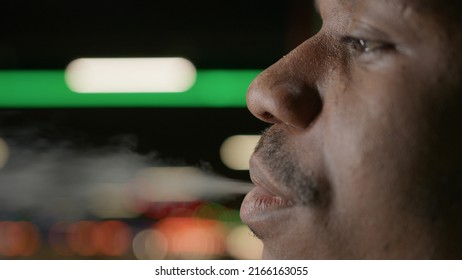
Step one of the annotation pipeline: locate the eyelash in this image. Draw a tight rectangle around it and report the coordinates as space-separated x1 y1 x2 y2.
342 36 395 54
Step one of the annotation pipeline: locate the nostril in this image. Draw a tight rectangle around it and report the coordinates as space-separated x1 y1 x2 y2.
262 112 275 122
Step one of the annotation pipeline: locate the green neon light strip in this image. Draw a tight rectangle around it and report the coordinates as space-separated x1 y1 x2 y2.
0 70 260 108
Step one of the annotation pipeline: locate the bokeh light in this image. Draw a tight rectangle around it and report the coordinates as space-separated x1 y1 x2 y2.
194 202 226 220
0 221 41 257
1 204 259 259
226 224 263 260
155 217 226 259
0 138 10 169
218 208 242 224
132 229 168 260
68 221 99 256
0 144 253 260
220 135 260 170
65 57 196 93
94 221 132 256
60 220 133 257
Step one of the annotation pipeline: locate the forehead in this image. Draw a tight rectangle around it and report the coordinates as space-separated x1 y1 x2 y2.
314 0 445 15
314 0 455 32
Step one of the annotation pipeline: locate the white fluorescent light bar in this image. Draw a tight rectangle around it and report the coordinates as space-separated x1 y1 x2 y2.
65 57 196 93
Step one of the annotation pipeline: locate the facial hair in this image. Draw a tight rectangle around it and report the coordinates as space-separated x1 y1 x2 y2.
254 125 322 205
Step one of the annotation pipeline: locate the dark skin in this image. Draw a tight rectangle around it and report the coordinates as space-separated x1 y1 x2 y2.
240 0 462 259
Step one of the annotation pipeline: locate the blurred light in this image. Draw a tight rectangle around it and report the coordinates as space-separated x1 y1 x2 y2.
0 221 41 257
156 217 225 259
66 220 132 257
65 57 196 93
0 138 10 169
194 203 225 220
218 209 242 224
0 70 259 107
220 135 260 170
93 221 132 256
68 221 99 256
132 229 168 260
226 225 263 260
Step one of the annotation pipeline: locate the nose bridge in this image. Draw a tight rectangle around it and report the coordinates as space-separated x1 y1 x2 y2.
246 36 326 129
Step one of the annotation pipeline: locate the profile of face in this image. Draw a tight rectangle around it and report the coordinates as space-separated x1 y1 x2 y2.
240 0 462 259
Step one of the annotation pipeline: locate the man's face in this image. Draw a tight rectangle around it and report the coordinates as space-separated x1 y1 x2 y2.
240 0 462 259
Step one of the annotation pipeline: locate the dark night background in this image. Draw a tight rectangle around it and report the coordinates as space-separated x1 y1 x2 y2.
0 0 317 259
0 0 316 179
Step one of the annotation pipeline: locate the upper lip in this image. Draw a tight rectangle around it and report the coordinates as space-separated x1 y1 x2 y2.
249 155 295 203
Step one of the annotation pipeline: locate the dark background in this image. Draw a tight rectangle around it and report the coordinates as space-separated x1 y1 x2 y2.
0 0 315 69
0 0 317 259
0 0 316 180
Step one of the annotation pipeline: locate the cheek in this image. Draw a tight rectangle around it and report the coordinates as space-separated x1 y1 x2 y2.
323 62 434 193
262 206 353 259
319 68 438 254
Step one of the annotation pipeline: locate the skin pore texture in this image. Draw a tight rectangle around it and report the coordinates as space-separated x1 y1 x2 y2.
240 0 462 259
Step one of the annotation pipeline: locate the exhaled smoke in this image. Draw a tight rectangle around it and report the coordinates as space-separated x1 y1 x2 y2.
0 130 252 222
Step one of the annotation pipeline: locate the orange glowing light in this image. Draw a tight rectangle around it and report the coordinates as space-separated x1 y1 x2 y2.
155 217 225 259
65 220 132 257
93 221 132 256
68 221 99 256
0 221 41 257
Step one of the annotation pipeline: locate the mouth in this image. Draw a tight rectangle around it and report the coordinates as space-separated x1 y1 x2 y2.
240 155 294 225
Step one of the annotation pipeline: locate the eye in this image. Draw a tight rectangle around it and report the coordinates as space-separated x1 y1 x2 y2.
343 36 394 54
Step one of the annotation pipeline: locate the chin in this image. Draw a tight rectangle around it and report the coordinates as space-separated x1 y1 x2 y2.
261 246 300 260
262 248 278 260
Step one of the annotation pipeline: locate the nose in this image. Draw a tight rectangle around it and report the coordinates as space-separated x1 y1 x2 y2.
246 41 323 129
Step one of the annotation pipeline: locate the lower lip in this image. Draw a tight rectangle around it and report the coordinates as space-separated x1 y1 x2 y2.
240 185 293 223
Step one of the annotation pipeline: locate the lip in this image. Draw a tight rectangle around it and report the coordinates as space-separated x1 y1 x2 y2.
240 155 294 224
